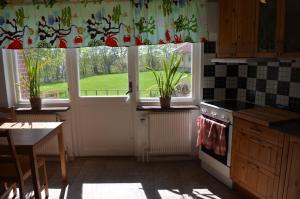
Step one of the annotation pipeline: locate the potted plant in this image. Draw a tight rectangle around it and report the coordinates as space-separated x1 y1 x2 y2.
147 54 186 109
22 50 42 110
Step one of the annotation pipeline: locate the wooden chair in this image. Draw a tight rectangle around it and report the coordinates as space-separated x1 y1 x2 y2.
0 107 16 123
0 130 49 199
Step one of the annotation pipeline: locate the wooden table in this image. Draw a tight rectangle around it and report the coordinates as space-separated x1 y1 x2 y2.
0 122 67 199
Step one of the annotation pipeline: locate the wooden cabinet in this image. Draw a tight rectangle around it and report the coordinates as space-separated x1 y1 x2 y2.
255 0 280 57
218 0 300 58
232 154 280 199
283 136 300 199
231 118 286 199
217 0 237 57
217 0 256 58
279 0 300 57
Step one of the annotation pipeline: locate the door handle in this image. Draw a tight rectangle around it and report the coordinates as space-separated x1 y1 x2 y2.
126 81 133 95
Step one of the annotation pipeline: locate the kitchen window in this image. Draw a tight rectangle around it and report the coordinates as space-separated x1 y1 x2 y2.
78 46 128 97
138 43 195 101
13 49 68 102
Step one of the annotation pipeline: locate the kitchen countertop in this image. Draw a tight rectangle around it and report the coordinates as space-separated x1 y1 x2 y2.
270 120 300 138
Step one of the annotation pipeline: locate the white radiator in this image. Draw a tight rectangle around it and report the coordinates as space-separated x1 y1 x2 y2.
16 114 59 155
147 111 192 157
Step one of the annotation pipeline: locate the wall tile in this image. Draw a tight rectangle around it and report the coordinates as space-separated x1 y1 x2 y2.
267 66 279 80
215 64 227 77
238 64 248 77
227 65 238 76
214 88 226 100
203 88 214 100
237 89 246 101
247 78 256 90
226 77 238 88
257 66 267 79
215 77 226 88
277 81 290 96
201 59 300 111
289 83 300 98
203 77 215 88
276 95 289 106
255 91 266 105
265 93 277 106
291 68 300 82
204 65 215 77
278 67 291 81
256 79 266 92
246 90 256 103
238 77 247 89
247 66 257 78
266 80 278 94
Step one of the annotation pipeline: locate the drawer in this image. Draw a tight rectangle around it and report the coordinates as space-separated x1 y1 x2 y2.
234 118 284 147
231 154 280 199
234 129 282 175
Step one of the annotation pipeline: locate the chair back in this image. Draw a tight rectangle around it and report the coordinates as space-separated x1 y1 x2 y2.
0 130 23 180
0 107 16 123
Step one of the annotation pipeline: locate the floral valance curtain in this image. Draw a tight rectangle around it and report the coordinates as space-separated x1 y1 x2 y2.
0 0 208 49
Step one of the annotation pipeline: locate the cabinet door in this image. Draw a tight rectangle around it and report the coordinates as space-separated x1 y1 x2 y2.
280 0 300 57
283 137 300 199
217 0 237 57
256 0 280 57
232 154 279 199
234 130 282 174
235 0 257 57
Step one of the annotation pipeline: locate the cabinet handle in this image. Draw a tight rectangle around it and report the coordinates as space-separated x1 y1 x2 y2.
247 161 259 170
249 127 262 135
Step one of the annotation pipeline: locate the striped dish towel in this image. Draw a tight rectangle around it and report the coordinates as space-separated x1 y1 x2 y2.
196 115 227 156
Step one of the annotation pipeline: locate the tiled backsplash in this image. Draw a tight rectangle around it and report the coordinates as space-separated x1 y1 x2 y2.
203 42 300 112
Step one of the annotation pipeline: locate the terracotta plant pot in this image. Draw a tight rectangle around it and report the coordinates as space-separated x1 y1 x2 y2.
160 97 171 109
30 97 42 110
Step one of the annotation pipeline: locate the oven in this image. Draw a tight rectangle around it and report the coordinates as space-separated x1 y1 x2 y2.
200 114 232 167
198 104 234 188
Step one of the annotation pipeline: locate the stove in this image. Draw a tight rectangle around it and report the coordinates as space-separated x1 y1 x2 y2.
198 100 256 188
203 100 256 112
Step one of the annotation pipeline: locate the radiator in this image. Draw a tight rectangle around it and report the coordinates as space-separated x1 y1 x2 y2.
16 114 59 155
146 111 192 157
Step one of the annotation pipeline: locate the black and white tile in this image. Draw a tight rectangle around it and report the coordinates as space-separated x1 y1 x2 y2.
202 41 300 111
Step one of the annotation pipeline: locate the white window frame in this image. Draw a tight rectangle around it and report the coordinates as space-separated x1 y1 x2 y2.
7 49 70 107
76 47 130 100
4 43 202 107
137 43 202 106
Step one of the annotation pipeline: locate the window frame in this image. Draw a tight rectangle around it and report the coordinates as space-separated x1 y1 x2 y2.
76 46 130 99
137 43 201 105
5 43 202 107
9 49 70 106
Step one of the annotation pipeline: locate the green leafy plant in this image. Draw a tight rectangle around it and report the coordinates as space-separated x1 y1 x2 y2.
21 50 42 98
146 54 186 98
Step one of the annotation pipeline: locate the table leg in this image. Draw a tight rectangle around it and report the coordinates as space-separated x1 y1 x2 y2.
58 126 67 182
29 149 41 199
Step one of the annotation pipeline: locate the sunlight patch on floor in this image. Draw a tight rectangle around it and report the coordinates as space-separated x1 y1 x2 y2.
7 186 69 199
192 189 222 199
157 188 222 199
82 183 147 199
157 189 183 199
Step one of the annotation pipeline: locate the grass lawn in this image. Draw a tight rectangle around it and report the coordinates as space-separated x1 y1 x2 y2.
40 71 191 97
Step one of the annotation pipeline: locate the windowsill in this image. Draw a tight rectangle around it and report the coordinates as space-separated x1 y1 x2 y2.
15 106 70 114
136 105 199 111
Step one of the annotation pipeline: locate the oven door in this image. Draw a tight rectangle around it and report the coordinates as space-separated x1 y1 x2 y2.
199 115 232 167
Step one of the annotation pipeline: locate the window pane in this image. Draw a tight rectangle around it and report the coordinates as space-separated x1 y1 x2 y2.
15 49 68 100
79 47 128 97
138 43 192 98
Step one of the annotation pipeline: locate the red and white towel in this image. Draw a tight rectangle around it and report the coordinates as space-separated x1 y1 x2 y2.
196 115 227 156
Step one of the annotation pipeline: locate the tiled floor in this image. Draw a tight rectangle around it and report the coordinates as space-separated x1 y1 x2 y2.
12 158 241 199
